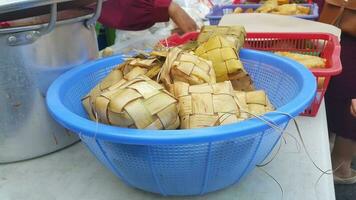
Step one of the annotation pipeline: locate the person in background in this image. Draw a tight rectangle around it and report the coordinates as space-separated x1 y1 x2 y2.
326 33 356 184
315 0 356 184
98 0 197 33
1 0 197 33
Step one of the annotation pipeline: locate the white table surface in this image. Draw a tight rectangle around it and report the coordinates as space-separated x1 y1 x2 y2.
0 102 334 200
219 14 341 39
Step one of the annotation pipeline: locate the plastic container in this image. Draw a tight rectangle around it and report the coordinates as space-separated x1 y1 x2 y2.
206 3 319 25
160 32 341 117
47 49 316 196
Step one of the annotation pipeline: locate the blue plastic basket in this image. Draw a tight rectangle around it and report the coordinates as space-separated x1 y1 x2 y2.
46 49 316 196
206 3 319 25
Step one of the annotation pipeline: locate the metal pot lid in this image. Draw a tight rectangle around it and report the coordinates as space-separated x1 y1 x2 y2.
0 0 103 46
1 9 93 28
0 0 97 21
0 0 72 14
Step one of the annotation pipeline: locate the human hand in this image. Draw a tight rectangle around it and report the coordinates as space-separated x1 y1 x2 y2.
351 99 356 118
168 2 198 34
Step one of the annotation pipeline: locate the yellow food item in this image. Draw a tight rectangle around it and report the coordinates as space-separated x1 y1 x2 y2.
83 25 278 130
272 4 298 15
160 47 216 91
195 35 254 92
231 75 255 91
195 35 243 82
172 81 243 129
275 51 326 68
197 25 246 50
82 50 170 121
245 8 254 13
256 0 278 13
93 75 180 129
254 1 310 15
235 90 274 117
272 4 310 15
102 47 114 57
82 68 123 121
277 0 290 5
296 5 310 15
234 7 244 14
317 77 325 89
119 55 164 79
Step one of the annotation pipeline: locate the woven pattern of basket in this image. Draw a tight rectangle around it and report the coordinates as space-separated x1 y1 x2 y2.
160 48 216 91
195 35 253 91
172 81 244 129
235 90 274 117
197 25 246 50
93 75 180 130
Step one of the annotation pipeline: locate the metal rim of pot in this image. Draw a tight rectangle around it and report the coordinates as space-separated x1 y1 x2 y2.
0 0 103 46
0 0 72 14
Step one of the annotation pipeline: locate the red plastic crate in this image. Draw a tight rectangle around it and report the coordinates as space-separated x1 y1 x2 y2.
160 32 342 117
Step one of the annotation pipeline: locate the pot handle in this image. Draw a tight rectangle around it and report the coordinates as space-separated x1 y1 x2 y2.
7 4 57 46
85 0 103 28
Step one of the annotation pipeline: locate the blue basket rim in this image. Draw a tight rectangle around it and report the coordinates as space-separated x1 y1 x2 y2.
46 49 316 145
206 3 319 20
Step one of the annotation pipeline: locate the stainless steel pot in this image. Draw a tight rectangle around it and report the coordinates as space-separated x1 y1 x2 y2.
0 0 102 163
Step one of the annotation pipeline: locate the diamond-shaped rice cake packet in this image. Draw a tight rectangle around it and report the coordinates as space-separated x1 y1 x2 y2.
160 48 216 92
197 25 246 50
172 81 245 129
195 35 255 91
93 75 180 130
82 68 123 120
234 90 275 118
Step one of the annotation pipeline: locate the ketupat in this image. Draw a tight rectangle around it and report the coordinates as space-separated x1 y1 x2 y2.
83 25 276 130
160 47 216 91
235 90 274 117
82 51 168 121
82 65 150 121
195 35 241 81
82 67 123 120
231 75 255 91
195 35 254 91
120 57 163 79
178 41 199 52
172 81 244 129
197 25 246 50
94 75 180 129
